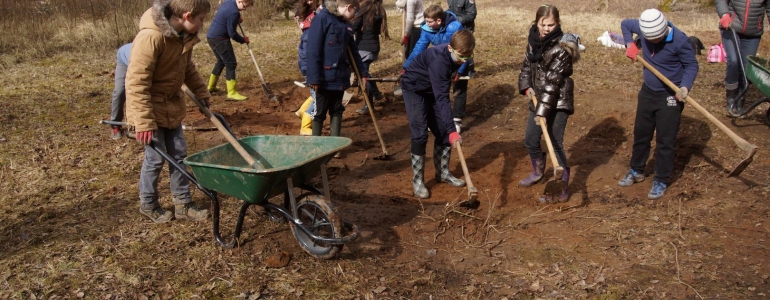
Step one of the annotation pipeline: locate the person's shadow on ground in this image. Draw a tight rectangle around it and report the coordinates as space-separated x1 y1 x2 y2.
567 117 626 206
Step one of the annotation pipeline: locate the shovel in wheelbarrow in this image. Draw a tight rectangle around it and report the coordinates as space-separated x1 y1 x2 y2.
238 24 279 103
528 92 567 197
181 85 271 169
636 56 758 177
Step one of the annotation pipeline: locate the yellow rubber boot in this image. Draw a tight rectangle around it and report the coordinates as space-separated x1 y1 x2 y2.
226 79 248 101
207 74 220 92
299 112 313 136
296 96 313 118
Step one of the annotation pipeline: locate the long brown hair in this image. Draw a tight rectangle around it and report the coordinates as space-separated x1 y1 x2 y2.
297 0 320 20
352 0 390 39
531 4 560 27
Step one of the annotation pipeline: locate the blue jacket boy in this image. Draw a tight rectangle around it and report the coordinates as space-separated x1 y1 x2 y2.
404 10 463 68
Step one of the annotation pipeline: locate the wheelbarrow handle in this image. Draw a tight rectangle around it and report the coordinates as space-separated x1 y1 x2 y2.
181 85 262 169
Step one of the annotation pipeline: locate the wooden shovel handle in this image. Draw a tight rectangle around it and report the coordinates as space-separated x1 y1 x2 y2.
529 93 564 175
182 85 260 169
455 141 475 189
346 46 389 156
636 56 758 156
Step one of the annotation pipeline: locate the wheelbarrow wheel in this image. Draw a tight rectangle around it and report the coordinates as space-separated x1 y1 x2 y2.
290 194 343 259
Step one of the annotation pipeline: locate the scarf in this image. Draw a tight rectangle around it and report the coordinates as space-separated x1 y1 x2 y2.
526 24 563 62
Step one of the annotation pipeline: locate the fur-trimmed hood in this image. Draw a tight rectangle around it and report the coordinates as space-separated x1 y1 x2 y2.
139 0 180 38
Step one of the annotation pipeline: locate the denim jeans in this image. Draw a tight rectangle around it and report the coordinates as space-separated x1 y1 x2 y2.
359 50 381 98
629 85 684 185
110 62 127 122
139 126 191 207
208 38 237 80
721 29 761 90
524 110 569 167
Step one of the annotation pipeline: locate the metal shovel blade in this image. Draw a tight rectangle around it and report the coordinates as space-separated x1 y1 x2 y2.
262 83 278 102
727 147 757 177
459 186 480 209
543 179 567 196
372 152 392 161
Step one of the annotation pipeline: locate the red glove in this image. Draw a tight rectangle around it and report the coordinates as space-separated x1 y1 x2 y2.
401 35 408 45
719 14 733 29
453 73 460 82
239 17 243 24
136 131 153 145
625 42 640 62
244 37 250 44
449 132 461 147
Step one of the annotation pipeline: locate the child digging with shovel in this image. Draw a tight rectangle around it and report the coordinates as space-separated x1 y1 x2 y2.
517 4 580 204
400 29 474 198
206 0 253 101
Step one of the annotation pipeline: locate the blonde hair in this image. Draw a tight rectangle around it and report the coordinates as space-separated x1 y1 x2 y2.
169 0 211 18
450 29 475 55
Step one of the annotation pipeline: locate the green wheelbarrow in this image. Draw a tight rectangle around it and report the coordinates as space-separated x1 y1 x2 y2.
150 135 358 259
730 55 770 126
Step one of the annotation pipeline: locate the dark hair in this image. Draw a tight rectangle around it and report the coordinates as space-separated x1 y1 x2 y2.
297 0 320 20
353 0 390 39
450 29 475 55
424 4 444 21
531 4 560 27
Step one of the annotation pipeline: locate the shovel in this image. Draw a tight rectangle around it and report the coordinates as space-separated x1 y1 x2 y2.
347 46 391 160
636 56 757 177
238 24 278 103
528 92 567 196
181 85 270 169
455 141 479 209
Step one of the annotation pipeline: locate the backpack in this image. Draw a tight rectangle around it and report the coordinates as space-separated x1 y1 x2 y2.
707 44 726 63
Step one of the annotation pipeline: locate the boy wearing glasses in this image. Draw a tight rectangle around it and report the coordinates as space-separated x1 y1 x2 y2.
400 29 474 199
206 0 253 101
403 4 473 134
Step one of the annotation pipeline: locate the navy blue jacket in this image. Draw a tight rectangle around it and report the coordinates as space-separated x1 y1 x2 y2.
621 19 698 93
306 8 368 90
206 0 246 43
401 44 460 134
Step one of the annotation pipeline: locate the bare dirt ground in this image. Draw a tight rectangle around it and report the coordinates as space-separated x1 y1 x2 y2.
2 0 770 299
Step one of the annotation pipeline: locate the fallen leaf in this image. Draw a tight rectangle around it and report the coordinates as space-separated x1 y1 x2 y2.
372 286 387 294
264 251 291 268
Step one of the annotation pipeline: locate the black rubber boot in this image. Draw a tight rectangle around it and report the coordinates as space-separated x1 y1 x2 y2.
311 120 323 136
411 154 429 198
433 146 465 187
726 88 740 117
330 115 342 137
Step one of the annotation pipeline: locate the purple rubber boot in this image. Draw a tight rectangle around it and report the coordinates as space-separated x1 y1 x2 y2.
519 156 545 187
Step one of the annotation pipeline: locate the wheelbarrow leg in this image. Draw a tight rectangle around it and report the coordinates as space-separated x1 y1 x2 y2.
320 162 331 200
211 190 251 248
286 178 300 223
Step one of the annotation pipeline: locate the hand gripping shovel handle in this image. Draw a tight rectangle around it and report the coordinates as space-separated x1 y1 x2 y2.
455 141 479 205
346 46 390 158
636 55 757 177
182 85 262 169
529 93 564 178
238 24 278 102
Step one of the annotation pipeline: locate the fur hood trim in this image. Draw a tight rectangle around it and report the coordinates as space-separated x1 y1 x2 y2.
151 0 180 38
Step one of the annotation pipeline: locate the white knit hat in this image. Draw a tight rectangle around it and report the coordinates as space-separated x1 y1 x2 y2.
639 9 668 40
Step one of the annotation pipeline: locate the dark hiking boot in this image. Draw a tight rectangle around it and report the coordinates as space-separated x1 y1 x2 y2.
411 154 429 198
434 146 465 187
175 202 209 222
519 155 545 187
139 203 173 223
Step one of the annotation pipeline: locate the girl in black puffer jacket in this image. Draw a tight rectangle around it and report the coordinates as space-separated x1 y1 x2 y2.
350 0 389 113
517 4 580 204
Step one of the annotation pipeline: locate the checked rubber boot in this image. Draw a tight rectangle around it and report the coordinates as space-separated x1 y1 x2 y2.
226 79 248 101
299 112 313 136
434 146 466 187
296 96 313 118
207 74 220 93
519 155 545 187
411 154 430 199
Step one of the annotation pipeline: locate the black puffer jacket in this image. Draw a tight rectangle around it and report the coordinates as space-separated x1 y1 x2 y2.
716 0 769 36
518 35 576 117
350 4 383 54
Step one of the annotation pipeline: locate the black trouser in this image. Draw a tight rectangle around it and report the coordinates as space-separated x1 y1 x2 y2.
311 89 345 123
524 110 569 167
405 27 421 59
403 89 451 156
452 75 469 119
208 38 237 80
630 85 684 185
